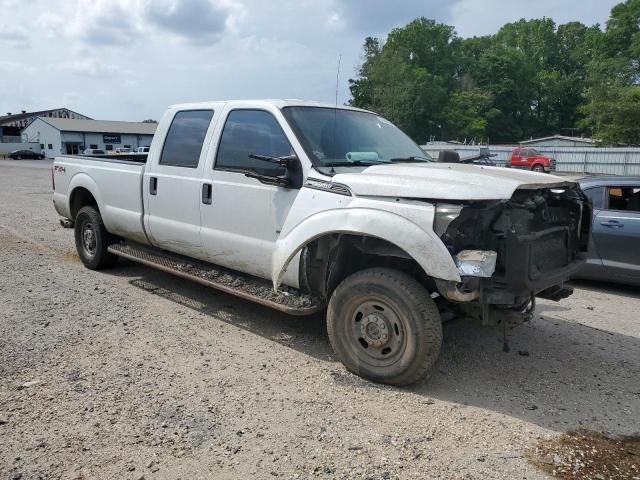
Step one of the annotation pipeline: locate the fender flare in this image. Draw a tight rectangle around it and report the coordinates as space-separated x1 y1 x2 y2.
271 208 461 289
68 173 104 217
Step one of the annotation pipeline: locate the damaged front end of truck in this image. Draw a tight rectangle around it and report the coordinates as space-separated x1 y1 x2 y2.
434 183 592 327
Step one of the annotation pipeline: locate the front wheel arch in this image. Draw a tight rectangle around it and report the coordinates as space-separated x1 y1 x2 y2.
298 233 434 301
271 208 461 290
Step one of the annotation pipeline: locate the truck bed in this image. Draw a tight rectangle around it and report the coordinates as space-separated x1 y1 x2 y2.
53 154 148 244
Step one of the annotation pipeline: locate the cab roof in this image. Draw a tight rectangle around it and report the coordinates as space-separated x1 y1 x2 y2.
579 175 640 187
168 99 374 114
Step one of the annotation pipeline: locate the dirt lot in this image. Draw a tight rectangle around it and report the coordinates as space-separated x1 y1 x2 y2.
1 159 639 480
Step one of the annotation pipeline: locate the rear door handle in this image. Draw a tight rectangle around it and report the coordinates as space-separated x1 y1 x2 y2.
600 220 623 228
202 183 212 205
149 177 157 195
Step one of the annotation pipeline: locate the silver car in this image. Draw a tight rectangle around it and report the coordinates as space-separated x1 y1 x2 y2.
577 176 640 286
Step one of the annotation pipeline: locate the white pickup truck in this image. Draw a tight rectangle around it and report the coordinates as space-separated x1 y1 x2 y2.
53 100 591 385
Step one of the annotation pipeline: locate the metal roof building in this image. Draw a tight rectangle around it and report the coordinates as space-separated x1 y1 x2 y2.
520 135 597 147
0 108 91 129
23 117 157 158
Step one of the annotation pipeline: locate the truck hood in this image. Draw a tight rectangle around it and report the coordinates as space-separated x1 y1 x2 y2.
332 163 574 200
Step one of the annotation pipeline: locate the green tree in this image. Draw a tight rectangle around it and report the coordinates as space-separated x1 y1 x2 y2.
348 37 381 108
581 0 640 143
581 57 640 143
602 0 640 64
472 44 536 142
348 2 640 144
441 89 496 141
349 18 458 142
555 22 603 133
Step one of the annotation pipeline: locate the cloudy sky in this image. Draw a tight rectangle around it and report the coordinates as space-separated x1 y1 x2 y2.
0 0 620 122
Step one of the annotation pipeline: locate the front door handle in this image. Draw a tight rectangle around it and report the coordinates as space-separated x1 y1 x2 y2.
600 220 623 228
149 177 157 195
202 183 212 205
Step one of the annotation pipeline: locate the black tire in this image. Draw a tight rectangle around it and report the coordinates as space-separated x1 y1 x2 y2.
74 206 118 270
532 164 544 172
327 267 442 386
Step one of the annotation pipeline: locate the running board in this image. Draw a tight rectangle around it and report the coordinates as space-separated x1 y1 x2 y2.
107 242 323 316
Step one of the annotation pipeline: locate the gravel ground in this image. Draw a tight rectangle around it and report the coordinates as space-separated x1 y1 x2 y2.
1 159 639 480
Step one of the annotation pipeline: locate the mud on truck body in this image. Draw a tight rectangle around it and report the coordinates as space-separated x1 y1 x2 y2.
52 100 592 386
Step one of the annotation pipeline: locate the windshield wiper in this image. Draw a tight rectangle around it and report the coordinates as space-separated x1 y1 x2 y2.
388 156 430 163
320 160 382 167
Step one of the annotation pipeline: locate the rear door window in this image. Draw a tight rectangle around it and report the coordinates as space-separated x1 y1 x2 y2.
159 110 214 168
607 186 640 212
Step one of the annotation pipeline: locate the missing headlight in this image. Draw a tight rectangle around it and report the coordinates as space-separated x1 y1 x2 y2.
434 203 464 237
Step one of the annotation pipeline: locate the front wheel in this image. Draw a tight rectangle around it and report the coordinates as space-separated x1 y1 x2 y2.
74 206 118 270
327 268 442 386
532 164 544 172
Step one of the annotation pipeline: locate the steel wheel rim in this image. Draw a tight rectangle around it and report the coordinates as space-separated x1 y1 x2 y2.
82 223 97 256
349 297 407 368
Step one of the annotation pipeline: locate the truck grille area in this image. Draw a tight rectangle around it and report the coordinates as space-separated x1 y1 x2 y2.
529 228 568 274
442 184 592 305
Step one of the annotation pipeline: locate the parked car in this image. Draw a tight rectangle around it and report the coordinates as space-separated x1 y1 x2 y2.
575 176 640 286
115 147 132 154
52 100 591 386
82 149 106 155
8 149 45 160
137 146 150 153
507 147 555 172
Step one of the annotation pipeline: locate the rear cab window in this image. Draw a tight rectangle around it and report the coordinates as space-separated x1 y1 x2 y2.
159 110 214 168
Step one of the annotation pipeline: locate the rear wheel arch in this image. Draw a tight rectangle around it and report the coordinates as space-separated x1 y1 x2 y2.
74 205 118 269
70 186 99 220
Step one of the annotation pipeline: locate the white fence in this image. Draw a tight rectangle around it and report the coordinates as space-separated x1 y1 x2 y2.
421 144 640 175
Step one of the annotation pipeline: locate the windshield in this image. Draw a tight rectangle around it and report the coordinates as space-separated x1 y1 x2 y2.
282 107 429 167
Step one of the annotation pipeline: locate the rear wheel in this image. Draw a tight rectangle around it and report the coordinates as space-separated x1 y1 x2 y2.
74 206 118 270
532 164 544 172
327 267 442 386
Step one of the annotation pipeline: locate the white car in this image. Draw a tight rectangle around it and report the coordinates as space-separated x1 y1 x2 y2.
52 100 591 385
136 146 150 153
82 148 105 155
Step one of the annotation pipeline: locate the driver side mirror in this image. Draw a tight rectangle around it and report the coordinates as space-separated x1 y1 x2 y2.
246 154 303 189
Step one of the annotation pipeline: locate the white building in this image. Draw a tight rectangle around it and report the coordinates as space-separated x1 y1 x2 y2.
23 118 157 158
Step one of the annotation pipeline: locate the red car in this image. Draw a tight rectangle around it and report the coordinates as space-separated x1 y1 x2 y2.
507 147 555 172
